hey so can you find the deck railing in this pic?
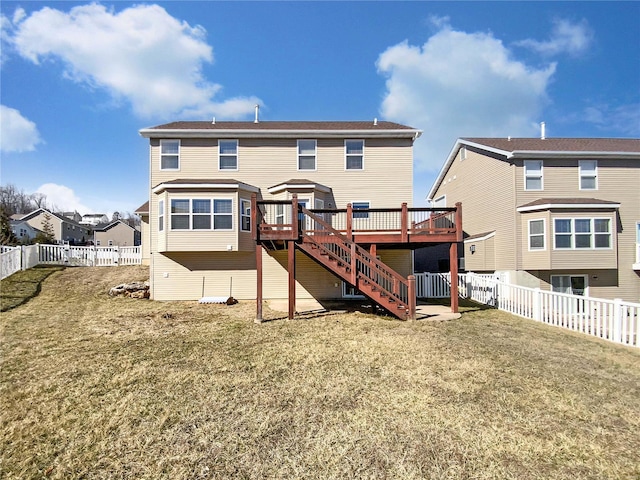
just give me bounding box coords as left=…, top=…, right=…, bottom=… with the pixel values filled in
left=252, top=194, right=461, bottom=242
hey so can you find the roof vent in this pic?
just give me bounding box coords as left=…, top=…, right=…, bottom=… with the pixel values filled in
left=211, top=117, right=216, bottom=124
left=254, top=104, right=260, bottom=123
left=540, top=121, right=546, bottom=140
left=373, top=117, right=378, bottom=126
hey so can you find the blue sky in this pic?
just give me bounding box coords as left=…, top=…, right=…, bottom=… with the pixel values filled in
left=1, top=1, right=638, bottom=215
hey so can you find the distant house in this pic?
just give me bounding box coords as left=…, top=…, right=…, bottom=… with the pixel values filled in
left=21, top=208, right=91, bottom=245
left=62, top=211, right=83, bottom=223
left=81, top=213, right=109, bottom=226
left=426, top=137, right=640, bottom=302
left=92, top=220, right=141, bottom=247
left=9, top=219, right=41, bottom=243
left=135, top=201, right=150, bottom=265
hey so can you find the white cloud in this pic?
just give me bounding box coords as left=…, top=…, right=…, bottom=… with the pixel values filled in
left=516, top=18, right=594, bottom=57
left=36, top=183, right=91, bottom=214
left=0, top=105, right=43, bottom=152
left=377, top=21, right=555, bottom=172
left=7, top=3, right=260, bottom=119
left=582, top=103, right=640, bottom=136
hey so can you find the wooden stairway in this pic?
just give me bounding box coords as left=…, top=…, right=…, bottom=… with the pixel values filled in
left=296, top=207, right=415, bottom=320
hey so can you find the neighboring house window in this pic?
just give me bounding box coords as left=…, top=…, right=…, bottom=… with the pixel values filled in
left=551, top=275, right=587, bottom=296
left=192, top=199, right=212, bottom=230
left=213, top=199, right=233, bottom=230
left=158, top=200, right=164, bottom=231
left=554, top=218, right=611, bottom=249
left=579, top=160, right=597, bottom=190
left=240, top=199, right=251, bottom=232
left=528, top=219, right=545, bottom=250
left=524, top=160, right=543, bottom=190
left=352, top=201, right=370, bottom=219
left=345, top=140, right=364, bottom=170
left=108, top=240, right=114, bottom=246
left=171, top=199, right=190, bottom=230
left=96, top=240, right=101, bottom=246
left=219, top=140, right=238, bottom=170
left=298, top=140, right=316, bottom=170
left=160, top=139, right=180, bottom=170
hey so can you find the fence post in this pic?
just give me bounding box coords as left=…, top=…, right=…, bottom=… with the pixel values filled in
left=533, top=288, right=541, bottom=321
left=20, top=245, right=25, bottom=270
left=613, top=298, right=623, bottom=343
left=114, top=246, right=119, bottom=265
left=408, top=275, right=416, bottom=320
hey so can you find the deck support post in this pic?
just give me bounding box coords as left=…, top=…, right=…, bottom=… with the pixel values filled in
left=255, top=243, right=263, bottom=323
left=408, top=274, right=416, bottom=320
left=401, top=202, right=408, bottom=243
left=288, top=240, right=296, bottom=320
left=450, top=242, right=459, bottom=313
left=346, top=203, right=353, bottom=240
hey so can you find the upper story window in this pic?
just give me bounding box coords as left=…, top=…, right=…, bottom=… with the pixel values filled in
left=160, top=140, right=180, bottom=170
left=170, top=198, right=233, bottom=231
left=345, top=140, right=364, bottom=170
left=298, top=140, right=316, bottom=170
left=240, top=199, right=251, bottom=232
left=158, top=200, right=164, bottom=231
left=579, top=160, right=597, bottom=190
left=554, top=218, right=611, bottom=249
left=524, top=160, right=543, bottom=191
left=528, top=219, right=545, bottom=250
left=219, top=140, right=238, bottom=170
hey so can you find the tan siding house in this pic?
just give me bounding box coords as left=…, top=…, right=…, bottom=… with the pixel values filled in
left=93, top=220, right=141, bottom=247
left=140, top=120, right=421, bottom=303
left=21, top=208, right=91, bottom=245
left=427, top=137, right=640, bottom=302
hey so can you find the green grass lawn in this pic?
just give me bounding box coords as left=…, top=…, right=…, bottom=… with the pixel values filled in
left=1, top=266, right=639, bottom=479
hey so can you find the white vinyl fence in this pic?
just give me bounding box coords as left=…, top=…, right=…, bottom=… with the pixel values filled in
left=1, top=244, right=142, bottom=279
left=416, top=272, right=640, bottom=348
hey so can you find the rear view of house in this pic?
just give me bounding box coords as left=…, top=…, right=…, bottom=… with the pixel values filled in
left=427, top=137, right=640, bottom=302
left=139, top=119, right=463, bottom=317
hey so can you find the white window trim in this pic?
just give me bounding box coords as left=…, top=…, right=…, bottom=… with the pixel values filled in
left=524, top=160, right=543, bottom=191
left=158, top=200, right=164, bottom=232
left=528, top=218, right=546, bottom=251
left=553, top=217, right=613, bottom=250
left=160, top=139, right=180, bottom=171
left=218, top=139, right=239, bottom=171
left=345, top=139, right=364, bottom=171
left=240, top=199, right=251, bottom=232
left=579, top=160, right=598, bottom=190
left=169, top=198, right=234, bottom=231
left=297, top=139, right=317, bottom=171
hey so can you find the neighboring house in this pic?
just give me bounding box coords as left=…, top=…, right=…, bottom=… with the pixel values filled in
left=9, top=219, right=41, bottom=243
left=92, top=220, right=141, bottom=247
left=81, top=213, right=109, bottom=226
left=139, top=119, right=460, bottom=314
left=62, top=211, right=83, bottom=223
left=426, top=137, right=640, bottom=302
left=135, top=201, right=150, bottom=265
left=21, top=208, right=91, bottom=244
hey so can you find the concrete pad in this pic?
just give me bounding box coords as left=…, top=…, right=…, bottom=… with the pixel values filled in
left=267, top=298, right=326, bottom=313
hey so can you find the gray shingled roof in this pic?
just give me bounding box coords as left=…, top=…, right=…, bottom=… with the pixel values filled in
left=147, top=120, right=416, bottom=131
left=463, top=137, right=640, bottom=153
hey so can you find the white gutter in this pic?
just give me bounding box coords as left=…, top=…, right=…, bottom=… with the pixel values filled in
left=508, top=150, right=640, bottom=159
left=516, top=202, right=620, bottom=212
left=140, top=128, right=422, bottom=140
left=152, top=183, right=260, bottom=194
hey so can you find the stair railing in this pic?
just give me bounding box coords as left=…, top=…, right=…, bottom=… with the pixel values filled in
left=299, top=206, right=411, bottom=311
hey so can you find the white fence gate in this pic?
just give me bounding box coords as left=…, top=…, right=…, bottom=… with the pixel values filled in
left=1, top=244, right=142, bottom=279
